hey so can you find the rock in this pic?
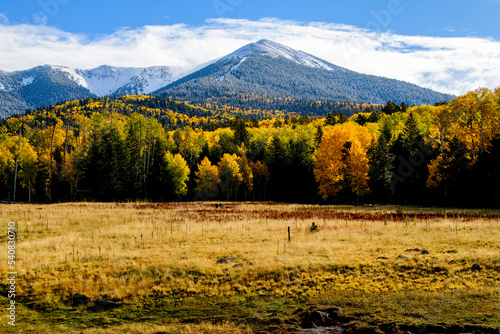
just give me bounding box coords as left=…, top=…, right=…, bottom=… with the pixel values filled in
left=376, top=257, right=389, bottom=260
left=300, top=306, right=342, bottom=329
left=396, top=255, right=408, bottom=260
left=232, top=263, right=246, bottom=268
left=421, top=250, right=430, bottom=255
left=449, top=325, right=464, bottom=333
left=216, top=258, right=233, bottom=264
left=471, top=263, right=482, bottom=272
left=88, top=300, right=123, bottom=312
left=425, top=324, right=448, bottom=333
left=318, top=307, right=342, bottom=316
left=405, top=248, right=421, bottom=252
left=464, top=325, right=500, bottom=334
left=299, top=326, right=344, bottom=333
left=72, top=293, right=91, bottom=307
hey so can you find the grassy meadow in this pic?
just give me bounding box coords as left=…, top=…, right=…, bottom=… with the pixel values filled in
left=1, top=202, right=499, bottom=333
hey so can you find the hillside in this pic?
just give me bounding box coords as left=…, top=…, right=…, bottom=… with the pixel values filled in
left=156, top=39, right=454, bottom=107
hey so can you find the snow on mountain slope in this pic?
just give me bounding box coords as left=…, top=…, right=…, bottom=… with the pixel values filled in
left=0, top=64, right=185, bottom=118
left=218, top=57, right=247, bottom=81
left=21, top=76, right=34, bottom=86
left=51, top=65, right=88, bottom=88
left=131, top=66, right=176, bottom=93
left=76, top=66, right=145, bottom=96
left=48, top=65, right=180, bottom=96
left=222, top=39, right=341, bottom=71
left=62, top=65, right=177, bottom=96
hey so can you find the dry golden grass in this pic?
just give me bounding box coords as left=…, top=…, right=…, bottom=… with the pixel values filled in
left=0, top=202, right=499, bottom=332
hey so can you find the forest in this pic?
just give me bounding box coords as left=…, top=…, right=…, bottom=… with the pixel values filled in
left=1, top=87, right=499, bottom=206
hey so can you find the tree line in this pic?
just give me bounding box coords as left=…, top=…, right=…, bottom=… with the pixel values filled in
left=1, top=87, right=499, bottom=206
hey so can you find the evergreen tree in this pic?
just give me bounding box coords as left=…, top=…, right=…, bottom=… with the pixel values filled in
left=265, top=136, right=290, bottom=200
left=314, top=126, right=323, bottom=147
left=147, top=138, right=169, bottom=201
left=367, top=136, right=394, bottom=203
left=382, top=101, right=400, bottom=115
left=402, top=112, right=419, bottom=152
left=231, top=116, right=249, bottom=146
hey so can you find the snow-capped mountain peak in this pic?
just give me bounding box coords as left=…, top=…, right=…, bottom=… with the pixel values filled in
left=0, top=64, right=185, bottom=118
left=223, top=39, right=341, bottom=71
left=76, top=66, right=144, bottom=96
left=50, top=65, right=88, bottom=88
left=46, top=65, right=178, bottom=96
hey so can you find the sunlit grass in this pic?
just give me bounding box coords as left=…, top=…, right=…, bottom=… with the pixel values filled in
left=0, top=202, right=499, bottom=332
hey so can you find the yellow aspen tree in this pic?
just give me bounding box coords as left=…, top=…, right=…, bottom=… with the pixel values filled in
left=346, top=139, right=371, bottom=197
left=165, top=152, right=190, bottom=197
left=17, top=139, right=38, bottom=202
left=474, top=87, right=500, bottom=152
left=249, top=160, right=269, bottom=201
left=195, top=157, right=220, bottom=200
left=237, top=155, right=253, bottom=200
left=452, top=91, right=480, bottom=159
left=314, top=122, right=372, bottom=199
left=218, top=153, right=243, bottom=200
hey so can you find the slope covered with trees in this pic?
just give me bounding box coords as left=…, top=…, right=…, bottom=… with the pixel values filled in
left=156, top=41, right=454, bottom=107
left=1, top=88, right=499, bottom=206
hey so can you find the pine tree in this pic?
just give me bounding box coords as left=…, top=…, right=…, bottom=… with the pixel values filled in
left=367, top=136, right=394, bottom=202
left=314, top=126, right=323, bottom=147
left=402, top=112, right=419, bottom=152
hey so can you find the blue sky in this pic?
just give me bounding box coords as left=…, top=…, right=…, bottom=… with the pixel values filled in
left=2, top=0, right=499, bottom=39
left=0, top=0, right=499, bottom=95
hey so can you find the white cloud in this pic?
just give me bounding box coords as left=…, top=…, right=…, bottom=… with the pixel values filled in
left=0, top=14, right=8, bottom=25
left=0, top=18, right=499, bottom=95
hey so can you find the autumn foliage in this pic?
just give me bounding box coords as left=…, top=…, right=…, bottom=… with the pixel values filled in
left=1, top=87, right=500, bottom=205
left=315, top=122, right=371, bottom=199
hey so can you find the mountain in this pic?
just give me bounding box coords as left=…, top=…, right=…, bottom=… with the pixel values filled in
left=155, top=39, right=454, bottom=107
left=73, top=65, right=179, bottom=96
left=0, top=39, right=455, bottom=119
left=0, top=65, right=93, bottom=119
left=0, top=65, right=180, bottom=118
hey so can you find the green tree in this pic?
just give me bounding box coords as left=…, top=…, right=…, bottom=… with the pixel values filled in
left=231, top=117, right=250, bottom=147
left=402, top=112, right=420, bottom=152
left=367, top=136, right=394, bottom=202
left=382, top=101, right=400, bottom=115
left=314, top=126, right=323, bottom=147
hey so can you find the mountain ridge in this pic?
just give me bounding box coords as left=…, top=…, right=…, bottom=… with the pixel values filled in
left=0, top=64, right=182, bottom=118
left=155, top=39, right=454, bottom=107
left=0, top=39, right=454, bottom=118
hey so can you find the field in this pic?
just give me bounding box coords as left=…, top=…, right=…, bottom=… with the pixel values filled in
left=1, top=202, right=499, bottom=333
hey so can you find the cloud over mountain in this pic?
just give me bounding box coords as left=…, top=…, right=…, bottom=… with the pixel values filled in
left=0, top=18, right=499, bottom=95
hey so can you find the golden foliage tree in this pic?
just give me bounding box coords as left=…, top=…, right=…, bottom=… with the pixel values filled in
left=165, top=152, right=190, bottom=198
left=218, top=153, right=243, bottom=200
left=195, top=157, right=220, bottom=200
left=314, top=122, right=372, bottom=199
left=237, top=155, right=253, bottom=200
